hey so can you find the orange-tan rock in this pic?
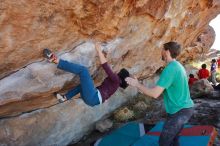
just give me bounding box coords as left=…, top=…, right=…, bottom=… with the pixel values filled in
left=0, top=0, right=220, bottom=145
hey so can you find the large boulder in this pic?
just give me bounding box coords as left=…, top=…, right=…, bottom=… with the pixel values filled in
left=0, top=0, right=220, bottom=145
left=190, top=79, right=214, bottom=98
left=0, top=87, right=137, bottom=146
left=178, top=25, right=216, bottom=63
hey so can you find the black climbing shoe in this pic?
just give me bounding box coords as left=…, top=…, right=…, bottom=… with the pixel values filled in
left=43, top=48, right=57, bottom=63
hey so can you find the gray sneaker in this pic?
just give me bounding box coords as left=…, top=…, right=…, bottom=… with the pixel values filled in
left=56, top=93, right=67, bottom=103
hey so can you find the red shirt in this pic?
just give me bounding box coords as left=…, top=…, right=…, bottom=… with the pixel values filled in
left=198, top=69, right=209, bottom=79
left=217, top=59, right=220, bottom=68
left=188, top=78, right=198, bottom=86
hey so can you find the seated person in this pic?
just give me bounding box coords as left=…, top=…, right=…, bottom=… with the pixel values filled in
left=188, top=74, right=198, bottom=86
left=198, top=64, right=209, bottom=79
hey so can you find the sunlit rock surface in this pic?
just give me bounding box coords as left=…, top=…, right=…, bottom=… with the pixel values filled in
left=0, top=0, right=220, bottom=145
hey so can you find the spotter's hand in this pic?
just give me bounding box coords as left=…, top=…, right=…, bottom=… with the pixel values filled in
left=125, top=77, right=139, bottom=87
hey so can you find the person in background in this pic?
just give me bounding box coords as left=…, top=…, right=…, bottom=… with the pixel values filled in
left=188, top=74, right=198, bottom=86
left=197, top=64, right=209, bottom=79
left=210, top=59, right=217, bottom=86
left=217, top=57, right=220, bottom=69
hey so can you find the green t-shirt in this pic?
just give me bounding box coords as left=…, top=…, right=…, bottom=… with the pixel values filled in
left=156, top=60, right=194, bottom=114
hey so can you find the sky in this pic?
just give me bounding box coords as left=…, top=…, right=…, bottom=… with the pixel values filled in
left=209, top=14, right=220, bottom=50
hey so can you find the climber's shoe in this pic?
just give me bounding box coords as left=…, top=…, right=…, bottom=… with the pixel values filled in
left=54, top=93, right=67, bottom=103
left=43, top=48, right=58, bottom=63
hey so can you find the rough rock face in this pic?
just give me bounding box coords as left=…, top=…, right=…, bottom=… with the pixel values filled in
left=0, top=0, right=220, bottom=145
left=178, top=26, right=216, bottom=63
left=1, top=0, right=220, bottom=79
left=0, top=89, right=137, bottom=146
left=192, top=98, right=220, bottom=145
left=190, top=79, right=214, bottom=98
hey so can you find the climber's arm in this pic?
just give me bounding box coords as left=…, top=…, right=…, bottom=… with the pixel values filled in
left=95, top=42, right=107, bottom=64
left=95, top=42, right=119, bottom=81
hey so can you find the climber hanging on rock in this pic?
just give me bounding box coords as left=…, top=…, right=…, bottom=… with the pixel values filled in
left=43, top=42, right=130, bottom=106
